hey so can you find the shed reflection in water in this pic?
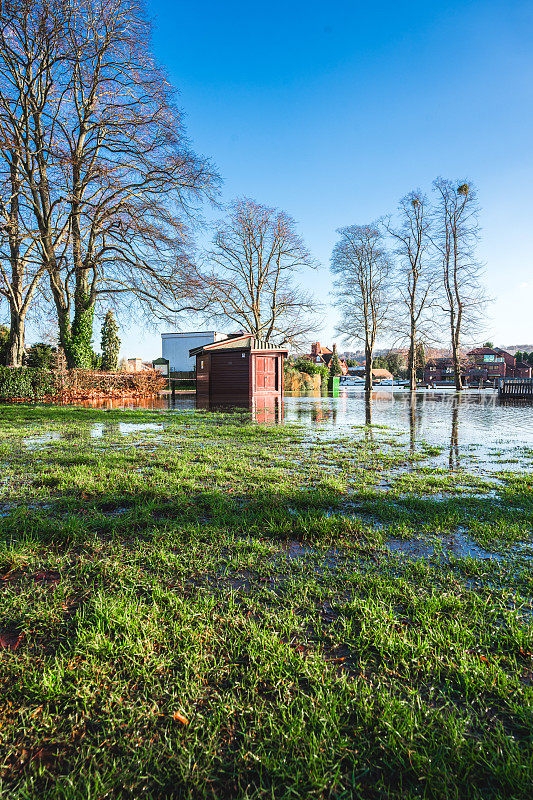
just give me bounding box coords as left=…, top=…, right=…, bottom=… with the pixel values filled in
left=67, top=388, right=533, bottom=471
left=195, top=394, right=283, bottom=424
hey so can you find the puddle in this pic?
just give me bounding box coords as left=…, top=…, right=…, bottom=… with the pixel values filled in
left=23, top=433, right=61, bottom=449
left=283, top=540, right=350, bottom=568
left=19, top=423, right=162, bottom=449
left=383, top=529, right=533, bottom=562
left=90, top=422, right=162, bottom=438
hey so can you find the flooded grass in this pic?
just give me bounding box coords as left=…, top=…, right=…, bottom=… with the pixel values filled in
left=0, top=403, right=532, bottom=799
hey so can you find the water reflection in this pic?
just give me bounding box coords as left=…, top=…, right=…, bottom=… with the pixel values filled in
left=408, top=395, right=416, bottom=453
left=365, top=396, right=372, bottom=427
left=195, top=395, right=284, bottom=425
left=449, top=396, right=460, bottom=470
left=67, top=396, right=176, bottom=411
left=282, top=389, right=533, bottom=472
left=58, top=388, right=533, bottom=471
left=405, top=393, right=461, bottom=468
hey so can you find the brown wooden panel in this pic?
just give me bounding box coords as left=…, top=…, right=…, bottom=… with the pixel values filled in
left=209, top=351, right=250, bottom=401
left=196, top=353, right=209, bottom=399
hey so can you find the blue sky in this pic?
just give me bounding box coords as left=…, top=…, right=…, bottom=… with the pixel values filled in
left=119, top=0, right=533, bottom=358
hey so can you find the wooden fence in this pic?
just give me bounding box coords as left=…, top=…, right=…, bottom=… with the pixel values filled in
left=498, top=378, right=533, bottom=400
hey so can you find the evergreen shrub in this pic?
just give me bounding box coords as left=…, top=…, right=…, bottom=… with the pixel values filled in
left=0, top=367, right=57, bottom=401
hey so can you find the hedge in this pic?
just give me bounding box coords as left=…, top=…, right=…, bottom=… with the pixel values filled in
left=0, top=367, right=166, bottom=402
left=0, top=367, right=57, bottom=401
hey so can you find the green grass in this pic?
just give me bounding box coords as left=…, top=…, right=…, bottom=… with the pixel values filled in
left=0, top=404, right=532, bottom=799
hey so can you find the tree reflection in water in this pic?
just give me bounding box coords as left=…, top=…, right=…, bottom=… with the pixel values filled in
left=449, top=395, right=461, bottom=470
left=408, top=392, right=416, bottom=453
left=61, top=389, right=532, bottom=473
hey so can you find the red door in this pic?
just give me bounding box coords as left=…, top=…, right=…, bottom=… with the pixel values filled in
left=256, top=356, right=277, bottom=392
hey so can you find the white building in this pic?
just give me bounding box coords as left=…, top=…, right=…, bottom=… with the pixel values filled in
left=161, top=331, right=227, bottom=373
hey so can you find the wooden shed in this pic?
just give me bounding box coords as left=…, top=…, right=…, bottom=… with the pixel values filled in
left=190, top=334, right=287, bottom=404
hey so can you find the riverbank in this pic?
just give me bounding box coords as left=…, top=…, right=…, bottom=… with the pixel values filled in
left=0, top=405, right=532, bottom=798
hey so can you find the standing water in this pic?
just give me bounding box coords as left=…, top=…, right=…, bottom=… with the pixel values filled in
left=70, top=388, right=533, bottom=474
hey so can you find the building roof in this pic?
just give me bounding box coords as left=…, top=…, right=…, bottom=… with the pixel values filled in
left=189, top=334, right=288, bottom=357
left=161, top=330, right=224, bottom=338
left=350, top=366, right=393, bottom=379
left=468, top=346, right=514, bottom=361
left=426, top=357, right=455, bottom=366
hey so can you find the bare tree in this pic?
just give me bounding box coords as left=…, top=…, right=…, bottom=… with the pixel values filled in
left=385, top=190, right=435, bottom=391
left=432, top=178, right=487, bottom=390
left=331, top=223, right=392, bottom=393
left=0, top=1, right=65, bottom=364
left=0, top=0, right=218, bottom=368
left=196, top=198, right=319, bottom=346
left=0, top=155, right=47, bottom=364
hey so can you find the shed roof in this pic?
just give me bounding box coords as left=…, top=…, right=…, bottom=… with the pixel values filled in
left=190, top=334, right=288, bottom=358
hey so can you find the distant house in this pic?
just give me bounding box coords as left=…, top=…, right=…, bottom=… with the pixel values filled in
left=466, top=347, right=532, bottom=382
left=305, top=342, right=348, bottom=375
left=423, top=347, right=532, bottom=385
left=515, top=361, right=533, bottom=378
left=126, top=358, right=152, bottom=373
left=350, top=366, right=393, bottom=381
left=423, top=357, right=462, bottom=385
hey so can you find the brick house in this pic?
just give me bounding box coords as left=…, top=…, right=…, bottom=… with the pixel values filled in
left=424, top=347, right=532, bottom=386
left=306, top=342, right=349, bottom=375
left=423, top=357, right=463, bottom=385
left=466, top=347, right=532, bottom=382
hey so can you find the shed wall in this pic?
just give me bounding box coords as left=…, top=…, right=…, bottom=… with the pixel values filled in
left=209, top=350, right=250, bottom=401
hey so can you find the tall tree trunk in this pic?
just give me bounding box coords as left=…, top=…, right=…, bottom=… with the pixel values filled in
left=5, top=154, right=25, bottom=366
left=70, top=295, right=95, bottom=369
left=48, top=270, right=73, bottom=365
left=365, top=340, right=373, bottom=394
left=47, top=270, right=96, bottom=369
left=408, top=318, right=417, bottom=392
left=451, top=328, right=463, bottom=391
left=6, top=307, right=25, bottom=366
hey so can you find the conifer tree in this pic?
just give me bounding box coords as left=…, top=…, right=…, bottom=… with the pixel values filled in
left=329, top=344, right=343, bottom=376
left=100, top=312, right=121, bottom=372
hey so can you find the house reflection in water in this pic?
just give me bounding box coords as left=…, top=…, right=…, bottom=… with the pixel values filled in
left=285, top=390, right=340, bottom=424
left=195, top=394, right=283, bottom=424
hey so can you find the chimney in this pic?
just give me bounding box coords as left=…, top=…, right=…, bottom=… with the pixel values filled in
left=311, top=342, right=320, bottom=356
